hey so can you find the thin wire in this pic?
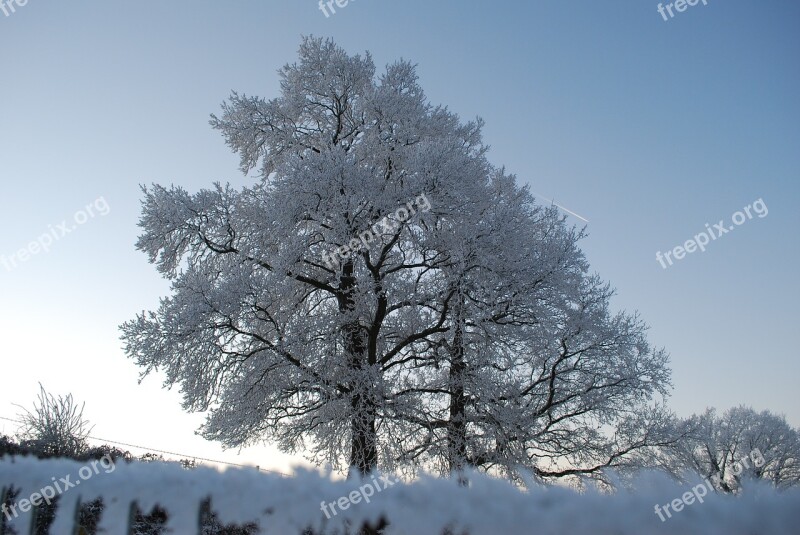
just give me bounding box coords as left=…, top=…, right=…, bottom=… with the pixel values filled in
left=0, top=415, right=288, bottom=477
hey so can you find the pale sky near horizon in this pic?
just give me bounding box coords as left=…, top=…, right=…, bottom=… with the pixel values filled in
left=1, top=1, right=798, bottom=474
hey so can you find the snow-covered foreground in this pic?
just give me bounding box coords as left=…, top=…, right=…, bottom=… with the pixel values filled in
left=2, top=457, right=799, bottom=534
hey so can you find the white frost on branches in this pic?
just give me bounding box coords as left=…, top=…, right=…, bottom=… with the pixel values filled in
left=121, top=37, right=676, bottom=481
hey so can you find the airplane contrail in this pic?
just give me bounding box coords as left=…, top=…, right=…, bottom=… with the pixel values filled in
left=532, top=192, right=589, bottom=223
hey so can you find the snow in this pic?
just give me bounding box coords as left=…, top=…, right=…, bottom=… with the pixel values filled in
left=2, top=457, right=799, bottom=534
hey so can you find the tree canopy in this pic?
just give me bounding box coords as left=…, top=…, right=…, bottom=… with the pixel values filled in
left=121, top=37, right=674, bottom=481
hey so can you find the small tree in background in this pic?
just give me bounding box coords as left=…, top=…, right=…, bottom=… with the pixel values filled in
left=15, top=384, right=92, bottom=458
left=668, top=406, right=800, bottom=493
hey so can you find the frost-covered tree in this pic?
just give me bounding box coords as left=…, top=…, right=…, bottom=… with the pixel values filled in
left=121, top=37, right=674, bottom=480
left=391, top=173, right=677, bottom=483
left=122, top=37, right=497, bottom=476
left=463, top=273, right=677, bottom=485
left=669, top=407, right=800, bottom=492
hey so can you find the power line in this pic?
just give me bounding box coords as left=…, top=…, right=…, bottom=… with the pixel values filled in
left=0, top=415, right=288, bottom=477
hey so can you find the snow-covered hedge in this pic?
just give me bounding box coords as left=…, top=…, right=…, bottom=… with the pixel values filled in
left=1, top=456, right=799, bottom=534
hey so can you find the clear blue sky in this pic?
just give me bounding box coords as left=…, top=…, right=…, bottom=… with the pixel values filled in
left=1, top=1, right=798, bottom=473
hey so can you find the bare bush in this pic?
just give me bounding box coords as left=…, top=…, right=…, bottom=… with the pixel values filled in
left=15, top=384, right=92, bottom=458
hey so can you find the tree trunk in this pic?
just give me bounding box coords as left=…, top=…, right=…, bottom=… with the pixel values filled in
left=338, top=259, right=378, bottom=476
left=447, top=295, right=469, bottom=483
